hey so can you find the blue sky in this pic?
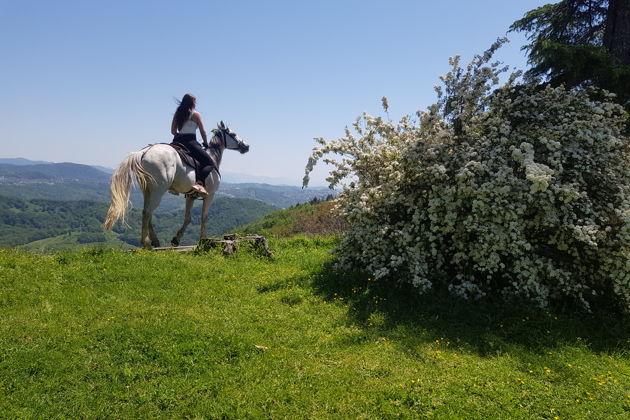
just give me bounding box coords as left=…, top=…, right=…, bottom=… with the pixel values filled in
left=0, top=0, right=548, bottom=186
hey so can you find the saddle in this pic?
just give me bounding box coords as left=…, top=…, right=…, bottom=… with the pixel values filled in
left=169, top=142, right=199, bottom=170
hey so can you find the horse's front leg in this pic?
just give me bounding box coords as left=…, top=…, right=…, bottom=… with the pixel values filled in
left=199, top=192, right=215, bottom=240
left=171, top=195, right=195, bottom=246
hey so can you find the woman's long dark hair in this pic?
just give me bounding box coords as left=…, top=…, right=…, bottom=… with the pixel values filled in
left=174, top=93, right=196, bottom=130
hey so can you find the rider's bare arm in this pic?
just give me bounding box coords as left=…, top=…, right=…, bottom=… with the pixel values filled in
left=171, top=115, right=178, bottom=135
left=192, top=112, right=208, bottom=146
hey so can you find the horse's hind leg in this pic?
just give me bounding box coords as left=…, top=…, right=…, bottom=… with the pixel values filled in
left=171, top=195, right=195, bottom=246
left=149, top=221, right=160, bottom=248
left=141, top=188, right=166, bottom=249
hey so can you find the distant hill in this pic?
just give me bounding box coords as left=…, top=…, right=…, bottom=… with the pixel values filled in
left=220, top=183, right=334, bottom=208
left=0, top=162, right=110, bottom=183
left=0, top=158, right=51, bottom=165
left=0, top=157, right=335, bottom=208
left=0, top=157, right=113, bottom=175
left=221, top=171, right=297, bottom=185
left=0, top=194, right=278, bottom=250
left=0, top=182, right=186, bottom=211
left=0, top=197, right=112, bottom=247
left=0, top=181, right=333, bottom=210
left=91, top=165, right=115, bottom=174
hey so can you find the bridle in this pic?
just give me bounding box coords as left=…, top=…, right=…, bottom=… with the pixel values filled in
left=205, top=122, right=249, bottom=156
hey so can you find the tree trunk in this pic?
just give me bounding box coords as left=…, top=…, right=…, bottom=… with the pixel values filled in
left=603, top=0, right=630, bottom=64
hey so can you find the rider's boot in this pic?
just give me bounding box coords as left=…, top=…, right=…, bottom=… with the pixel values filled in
left=192, top=182, right=208, bottom=197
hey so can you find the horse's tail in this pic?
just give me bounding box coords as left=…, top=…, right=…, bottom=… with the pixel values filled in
left=102, top=150, right=153, bottom=230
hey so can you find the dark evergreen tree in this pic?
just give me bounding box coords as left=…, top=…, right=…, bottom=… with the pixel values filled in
left=604, top=0, right=630, bottom=65
left=510, top=0, right=630, bottom=105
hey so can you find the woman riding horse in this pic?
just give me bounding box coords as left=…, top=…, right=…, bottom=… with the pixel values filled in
left=171, top=93, right=212, bottom=197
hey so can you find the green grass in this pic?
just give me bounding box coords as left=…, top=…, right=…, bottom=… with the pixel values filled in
left=0, top=238, right=628, bottom=418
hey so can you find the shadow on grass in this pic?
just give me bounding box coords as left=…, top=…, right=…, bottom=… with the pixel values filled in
left=298, top=261, right=629, bottom=356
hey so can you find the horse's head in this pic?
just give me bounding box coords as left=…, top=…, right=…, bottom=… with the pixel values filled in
left=213, top=121, right=250, bottom=154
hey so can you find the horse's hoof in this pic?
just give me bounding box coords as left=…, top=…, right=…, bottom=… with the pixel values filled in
left=171, top=238, right=180, bottom=247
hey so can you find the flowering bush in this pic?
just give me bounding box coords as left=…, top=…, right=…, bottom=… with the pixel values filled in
left=304, top=40, right=630, bottom=311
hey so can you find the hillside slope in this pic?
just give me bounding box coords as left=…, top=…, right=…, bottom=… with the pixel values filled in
left=237, top=200, right=344, bottom=237
left=0, top=241, right=627, bottom=418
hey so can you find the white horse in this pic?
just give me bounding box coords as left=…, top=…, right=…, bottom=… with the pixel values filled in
left=102, top=122, right=249, bottom=249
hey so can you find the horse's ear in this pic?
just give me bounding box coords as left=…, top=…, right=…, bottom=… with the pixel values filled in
left=220, top=120, right=226, bottom=129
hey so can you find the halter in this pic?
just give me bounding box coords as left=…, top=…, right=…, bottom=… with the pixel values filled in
left=210, top=126, right=248, bottom=154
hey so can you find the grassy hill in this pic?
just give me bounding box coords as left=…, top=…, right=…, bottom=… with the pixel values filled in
left=0, top=239, right=628, bottom=418
left=237, top=200, right=344, bottom=237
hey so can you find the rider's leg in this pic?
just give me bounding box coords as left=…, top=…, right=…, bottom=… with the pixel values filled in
left=185, top=141, right=213, bottom=186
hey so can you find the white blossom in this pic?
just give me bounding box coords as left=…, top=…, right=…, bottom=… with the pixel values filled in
left=303, top=42, right=630, bottom=311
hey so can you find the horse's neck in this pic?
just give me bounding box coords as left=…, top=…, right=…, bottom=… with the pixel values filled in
left=208, top=137, right=224, bottom=168
left=209, top=147, right=224, bottom=168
